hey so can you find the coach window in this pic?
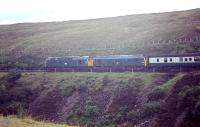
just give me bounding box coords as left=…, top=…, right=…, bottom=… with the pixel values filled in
left=189, top=58, right=192, bottom=61
left=164, top=58, right=167, bottom=63
left=185, top=58, right=188, bottom=62
left=170, top=58, right=172, bottom=62
left=179, top=57, right=183, bottom=62
left=157, top=58, right=159, bottom=62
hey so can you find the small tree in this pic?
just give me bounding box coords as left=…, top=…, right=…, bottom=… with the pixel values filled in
left=141, top=102, right=161, bottom=118
left=102, top=75, right=110, bottom=86
left=6, top=69, right=21, bottom=83
left=148, top=87, right=166, bottom=101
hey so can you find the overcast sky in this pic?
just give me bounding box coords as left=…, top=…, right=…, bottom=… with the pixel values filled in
left=0, top=0, right=199, bottom=24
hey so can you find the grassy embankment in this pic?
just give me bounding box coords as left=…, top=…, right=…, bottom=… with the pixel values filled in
left=0, top=71, right=184, bottom=126
left=0, top=115, right=77, bottom=127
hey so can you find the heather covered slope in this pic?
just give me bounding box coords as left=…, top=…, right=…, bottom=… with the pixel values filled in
left=1, top=71, right=200, bottom=127
left=0, top=9, right=200, bottom=66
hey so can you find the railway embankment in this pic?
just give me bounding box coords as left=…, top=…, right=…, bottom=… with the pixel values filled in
left=0, top=71, right=200, bottom=127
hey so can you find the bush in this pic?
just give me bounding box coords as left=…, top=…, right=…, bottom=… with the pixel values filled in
left=62, top=85, right=76, bottom=97
left=76, top=85, right=88, bottom=93
left=141, top=102, right=160, bottom=118
left=6, top=101, right=24, bottom=116
left=0, top=84, right=10, bottom=103
left=193, top=101, right=200, bottom=117
left=177, top=86, right=200, bottom=115
left=114, top=106, right=129, bottom=123
left=6, top=69, right=21, bottom=83
left=85, top=105, right=99, bottom=118
left=65, top=101, right=100, bottom=126
left=126, top=111, right=140, bottom=124
left=102, top=75, right=110, bottom=86
left=148, top=87, right=166, bottom=101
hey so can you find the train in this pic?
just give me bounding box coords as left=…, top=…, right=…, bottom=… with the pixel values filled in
left=45, top=53, right=200, bottom=72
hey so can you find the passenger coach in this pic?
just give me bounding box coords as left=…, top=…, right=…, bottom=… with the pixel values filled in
left=148, top=53, right=200, bottom=71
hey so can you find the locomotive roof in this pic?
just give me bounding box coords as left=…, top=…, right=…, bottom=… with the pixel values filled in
left=93, top=54, right=144, bottom=59
left=46, top=56, right=89, bottom=60
left=148, top=53, right=200, bottom=57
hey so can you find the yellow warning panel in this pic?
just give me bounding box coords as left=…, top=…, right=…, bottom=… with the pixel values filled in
left=144, top=57, right=149, bottom=67
left=88, top=58, right=94, bottom=66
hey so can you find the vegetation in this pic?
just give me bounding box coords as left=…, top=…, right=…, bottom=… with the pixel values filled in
left=141, top=102, right=161, bottom=118
left=0, top=116, right=77, bottom=127
left=6, top=69, right=22, bottom=83
left=147, top=87, right=166, bottom=101
left=176, top=86, right=200, bottom=119
left=153, top=73, right=200, bottom=127
left=0, top=72, right=200, bottom=126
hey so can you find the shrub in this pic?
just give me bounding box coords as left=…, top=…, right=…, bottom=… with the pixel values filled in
left=82, top=101, right=100, bottom=126
left=141, top=102, right=160, bottom=118
left=193, top=101, right=200, bottom=117
left=76, top=85, right=88, bottom=93
left=62, top=85, right=76, bottom=97
left=85, top=105, right=99, bottom=118
left=65, top=101, right=100, bottom=126
left=115, top=112, right=124, bottom=123
left=6, top=69, right=21, bottom=83
left=126, top=111, right=140, bottom=124
left=148, top=87, right=166, bottom=101
left=114, top=106, right=129, bottom=123
left=0, top=84, right=6, bottom=100
left=177, top=86, right=200, bottom=115
left=102, top=75, right=110, bottom=86
left=6, top=101, right=24, bottom=116
left=97, top=116, right=114, bottom=127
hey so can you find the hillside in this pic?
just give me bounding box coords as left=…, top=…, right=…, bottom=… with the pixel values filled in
left=1, top=71, right=200, bottom=126
left=0, top=9, right=200, bottom=66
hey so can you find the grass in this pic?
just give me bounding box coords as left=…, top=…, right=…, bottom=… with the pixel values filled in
left=0, top=116, right=78, bottom=127
left=18, top=72, right=170, bottom=86
left=161, top=73, right=186, bottom=90
left=2, top=72, right=173, bottom=85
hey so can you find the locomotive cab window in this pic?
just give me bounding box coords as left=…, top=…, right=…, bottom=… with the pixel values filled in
left=164, top=58, right=167, bottom=63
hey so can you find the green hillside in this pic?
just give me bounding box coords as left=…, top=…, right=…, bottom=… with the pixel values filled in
left=0, top=9, right=200, bottom=67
